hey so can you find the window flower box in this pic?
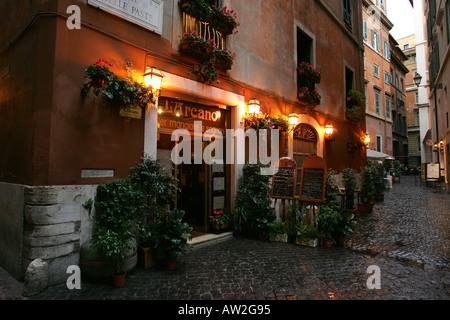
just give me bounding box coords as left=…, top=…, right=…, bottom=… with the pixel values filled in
left=298, top=87, right=321, bottom=107
left=298, top=62, right=321, bottom=84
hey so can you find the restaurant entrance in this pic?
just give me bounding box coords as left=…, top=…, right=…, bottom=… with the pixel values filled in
left=157, top=97, right=230, bottom=233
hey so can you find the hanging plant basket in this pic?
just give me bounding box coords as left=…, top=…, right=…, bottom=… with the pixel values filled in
left=298, top=91, right=321, bottom=107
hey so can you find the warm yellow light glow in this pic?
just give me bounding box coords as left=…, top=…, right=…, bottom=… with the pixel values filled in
left=288, top=113, right=299, bottom=126
left=364, top=132, right=371, bottom=146
left=248, top=99, right=261, bottom=114
left=324, top=124, right=334, bottom=136
left=158, top=108, right=163, bottom=114
left=143, top=66, right=164, bottom=89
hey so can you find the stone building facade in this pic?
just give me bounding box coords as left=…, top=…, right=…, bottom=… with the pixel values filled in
left=0, top=0, right=366, bottom=284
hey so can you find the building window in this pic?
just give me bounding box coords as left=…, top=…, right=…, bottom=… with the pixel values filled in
left=343, top=0, right=353, bottom=29
left=376, top=135, right=382, bottom=152
left=384, top=71, right=391, bottom=83
left=363, top=19, right=368, bottom=40
left=375, top=90, right=381, bottom=115
left=385, top=96, right=391, bottom=120
left=297, top=27, right=314, bottom=95
left=374, top=63, right=379, bottom=77
left=372, top=30, right=380, bottom=51
left=403, top=44, right=409, bottom=50
left=415, top=91, right=419, bottom=103
left=446, top=0, right=450, bottom=43
left=415, top=109, right=420, bottom=126
left=384, top=40, right=391, bottom=59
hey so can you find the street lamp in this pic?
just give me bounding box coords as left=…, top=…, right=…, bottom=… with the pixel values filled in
left=414, top=72, right=443, bottom=166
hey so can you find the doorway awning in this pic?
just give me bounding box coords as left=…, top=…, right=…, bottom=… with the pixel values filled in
left=367, top=149, right=395, bottom=160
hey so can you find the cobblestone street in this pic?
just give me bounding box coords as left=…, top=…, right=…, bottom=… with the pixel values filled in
left=0, top=176, right=449, bottom=301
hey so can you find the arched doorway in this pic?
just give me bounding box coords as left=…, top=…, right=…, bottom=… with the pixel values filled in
left=293, top=123, right=318, bottom=195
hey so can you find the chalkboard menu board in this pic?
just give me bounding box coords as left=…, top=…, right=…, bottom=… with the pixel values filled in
left=300, top=168, right=325, bottom=202
left=299, top=155, right=326, bottom=203
left=271, top=158, right=297, bottom=199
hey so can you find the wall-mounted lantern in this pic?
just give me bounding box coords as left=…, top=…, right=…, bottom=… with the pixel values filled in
left=143, top=66, right=165, bottom=103
left=248, top=98, right=261, bottom=115
left=364, top=132, right=371, bottom=147
left=324, top=124, right=335, bottom=141
left=288, top=113, right=299, bottom=127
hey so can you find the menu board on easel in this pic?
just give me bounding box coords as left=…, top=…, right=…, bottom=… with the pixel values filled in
left=299, top=155, right=326, bottom=203
left=426, top=163, right=440, bottom=179
left=271, top=157, right=297, bottom=199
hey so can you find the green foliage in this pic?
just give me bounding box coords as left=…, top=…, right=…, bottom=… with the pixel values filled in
left=360, top=166, right=374, bottom=204
left=189, top=57, right=220, bottom=85
left=370, top=162, right=385, bottom=194
left=102, top=75, right=153, bottom=108
left=129, top=157, right=178, bottom=243
left=285, top=199, right=303, bottom=240
left=90, top=179, right=147, bottom=273
left=233, top=163, right=275, bottom=237
left=325, top=169, right=340, bottom=204
left=81, top=59, right=114, bottom=97
left=347, top=89, right=366, bottom=105
left=342, top=168, right=357, bottom=210
left=333, top=213, right=356, bottom=240
left=152, top=209, right=193, bottom=261
left=269, top=219, right=288, bottom=237
left=315, top=201, right=342, bottom=239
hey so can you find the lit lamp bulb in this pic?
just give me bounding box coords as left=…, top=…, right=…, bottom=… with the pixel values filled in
left=325, top=124, right=334, bottom=136
left=364, top=132, right=371, bottom=146
left=143, top=66, right=164, bottom=90
left=288, top=113, right=299, bottom=126
left=248, top=98, right=261, bottom=115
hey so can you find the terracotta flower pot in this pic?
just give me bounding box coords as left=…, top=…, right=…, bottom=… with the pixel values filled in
left=167, top=260, right=177, bottom=270
left=359, top=202, right=373, bottom=213
left=112, top=271, right=126, bottom=288
left=322, top=239, right=332, bottom=248
left=91, top=77, right=105, bottom=89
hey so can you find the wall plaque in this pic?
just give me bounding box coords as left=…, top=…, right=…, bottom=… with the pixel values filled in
left=81, top=169, right=115, bottom=178
left=299, top=155, right=326, bottom=203
left=88, top=0, right=163, bottom=34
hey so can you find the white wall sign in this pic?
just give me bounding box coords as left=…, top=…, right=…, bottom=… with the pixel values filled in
left=88, top=0, right=163, bottom=34
left=81, top=169, right=115, bottom=178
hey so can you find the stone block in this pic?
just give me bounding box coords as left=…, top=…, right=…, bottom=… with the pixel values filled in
left=24, top=204, right=81, bottom=225
left=47, top=253, right=80, bottom=286
left=24, top=186, right=59, bottom=206
left=23, top=241, right=80, bottom=261
left=22, top=258, right=49, bottom=297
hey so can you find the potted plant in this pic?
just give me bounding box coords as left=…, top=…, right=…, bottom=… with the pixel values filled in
left=153, top=208, right=193, bottom=270
left=325, top=169, right=340, bottom=204
left=179, top=0, right=213, bottom=22
left=296, top=223, right=320, bottom=247
left=179, top=30, right=216, bottom=61
left=268, top=219, right=288, bottom=243
left=130, top=157, right=178, bottom=269
left=189, top=57, right=220, bottom=85
left=102, top=75, right=153, bottom=108
left=233, top=163, right=275, bottom=238
left=315, top=202, right=340, bottom=247
left=209, top=208, right=232, bottom=233
left=342, top=168, right=357, bottom=214
left=297, top=61, right=321, bottom=84
left=298, top=86, right=321, bottom=106
left=210, top=3, right=240, bottom=35
left=214, top=48, right=237, bottom=70
left=345, top=105, right=361, bottom=122
left=359, top=166, right=374, bottom=213
left=81, top=59, right=114, bottom=97
left=371, top=162, right=385, bottom=201
left=347, top=89, right=366, bottom=107
left=333, top=212, right=355, bottom=246
left=393, top=160, right=402, bottom=183
left=89, top=179, right=147, bottom=287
